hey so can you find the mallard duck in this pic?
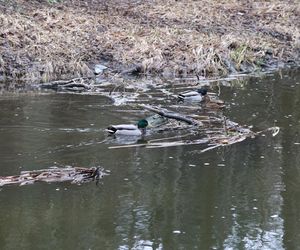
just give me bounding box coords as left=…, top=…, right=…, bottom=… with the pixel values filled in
left=106, top=119, right=148, bottom=136
left=178, top=88, right=208, bottom=102
left=202, top=95, right=225, bottom=109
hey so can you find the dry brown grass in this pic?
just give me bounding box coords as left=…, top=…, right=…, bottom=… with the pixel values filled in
left=0, top=0, right=299, bottom=83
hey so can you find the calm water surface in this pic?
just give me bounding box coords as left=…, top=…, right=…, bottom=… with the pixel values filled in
left=0, top=69, right=299, bottom=250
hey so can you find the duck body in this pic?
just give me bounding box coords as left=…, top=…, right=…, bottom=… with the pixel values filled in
left=178, top=88, right=208, bottom=102
left=106, top=119, right=148, bottom=136
left=106, top=124, right=143, bottom=136
left=203, top=95, right=225, bottom=109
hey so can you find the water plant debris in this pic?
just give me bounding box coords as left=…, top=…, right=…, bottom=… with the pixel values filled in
left=109, top=105, right=280, bottom=151
left=0, top=166, right=108, bottom=187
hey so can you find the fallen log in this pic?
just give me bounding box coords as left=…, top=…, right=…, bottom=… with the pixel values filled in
left=0, top=166, right=108, bottom=187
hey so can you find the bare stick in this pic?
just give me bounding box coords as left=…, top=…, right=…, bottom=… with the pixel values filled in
left=140, top=104, right=201, bottom=125
left=40, top=77, right=92, bottom=90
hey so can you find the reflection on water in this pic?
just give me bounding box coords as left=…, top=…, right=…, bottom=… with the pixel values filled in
left=0, top=69, right=299, bottom=249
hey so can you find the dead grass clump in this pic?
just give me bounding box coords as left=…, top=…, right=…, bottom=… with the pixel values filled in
left=0, top=0, right=299, bottom=83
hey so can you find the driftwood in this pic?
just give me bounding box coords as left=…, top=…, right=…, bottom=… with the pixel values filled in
left=140, top=104, right=201, bottom=125
left=40, top=77, right=92, bottom=91
left=0, top=166, right=108, bottom=187
left=142, top=104, right=255, bottom=133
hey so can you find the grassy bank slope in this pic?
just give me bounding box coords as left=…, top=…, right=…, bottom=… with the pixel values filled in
left=0, top=0, right=299, bottom=83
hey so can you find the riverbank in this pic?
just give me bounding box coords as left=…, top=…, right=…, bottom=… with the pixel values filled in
left=0, top=0, right=299, bottom=84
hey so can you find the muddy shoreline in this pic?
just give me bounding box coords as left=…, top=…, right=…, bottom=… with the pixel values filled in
left=0, top=0, right=299, bottom=86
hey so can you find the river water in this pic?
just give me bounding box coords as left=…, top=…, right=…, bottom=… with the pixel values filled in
left=0, top=69, right=299, bottom=250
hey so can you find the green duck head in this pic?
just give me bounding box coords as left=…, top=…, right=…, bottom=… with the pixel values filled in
left=197, top=88, right=208, bottom=96
left=137, top=119, right=149, bottom=129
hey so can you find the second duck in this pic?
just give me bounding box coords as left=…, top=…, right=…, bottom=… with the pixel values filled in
left=178, top=88, right=208, bottom=102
